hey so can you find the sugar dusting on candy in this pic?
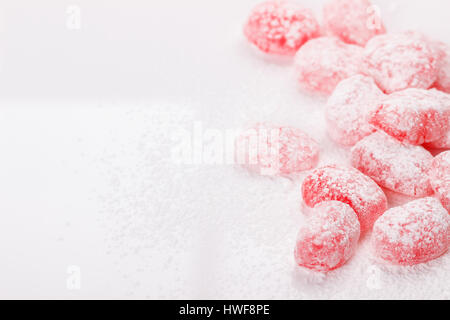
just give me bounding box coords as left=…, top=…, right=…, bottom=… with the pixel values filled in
left=301, top=165, right=387, bottom=233
left=295, top=201, right=360, bottom=272
left=351, top=131, right=434, bottom=197
left=372, top=197, right=450, bottom=265
left=369, top=88, right=450, bottom=145
left=323, top=0, right=386, bottom=46
left=235, top=123, right=320, bottom=176
left=326, top=75, right=384, bottom=146
left=294, top=37, right=365, bottom=95
left=243, top=1, right=320, bottom=55
left=428, top=151, right=450, bottom=212
left=364, top=32, right=439, bottom=94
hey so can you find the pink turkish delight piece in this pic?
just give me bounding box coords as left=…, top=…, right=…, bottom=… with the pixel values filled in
left=301, top=165, right=387, bottom=232
left=294, top=37, right=365, bottom=95
left=235, top=123, right=320, bottom=176
left=434, top=41, right=450, bottom=93
left=326, top=75, right=384, bottom=146
left=295, top=201, right=360, bottom=272
left=323, top=0, right=386, bottom=46
left=372, top=197, right=449, bottom=265
left=364, top=32, right=439, bottom=94
left=244, top=1, right=320, bottom=55
left=428, top=151, right=450, bottom=212
left=369, top=88, right=450, bottom=145
left=351, top=131, right=434, bottom=197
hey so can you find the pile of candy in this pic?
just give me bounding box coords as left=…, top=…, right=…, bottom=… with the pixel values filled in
left=240, top=0, right=450, bottom=272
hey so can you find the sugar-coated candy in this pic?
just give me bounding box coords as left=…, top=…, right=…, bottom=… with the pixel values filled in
left=372, top=197, right=449, bottom=265
left=323, top=0, right=386, bottom=46
left=425, top=89, right=450, bottom=149
left=294, top=37, right=365, bottom=95
left=235, top=123, right=320, bottom=176
left=369, top=88, right=450, bottom=145
left=426, top=89, right=450, bottom=149
left=326, top=75, right=384, bottom=146
left=434, top=41, right=450, bottom=93
left=364, top=32, right=439, bottom=94
left=301, top=165, right=387, bottom=232
left=351, top=131, right=434, bottom=197
left=294, top=201, right=360, bottom=272
left=428, top=151, right=450, bottom=212
left=244, top=1, right=320, bottom=55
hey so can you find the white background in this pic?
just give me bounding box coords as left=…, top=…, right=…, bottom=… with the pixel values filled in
left=0, top=0, right=449, bottom=299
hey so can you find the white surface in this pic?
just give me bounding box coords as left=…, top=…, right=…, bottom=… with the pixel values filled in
left=0, top=0, right=449, bottom=299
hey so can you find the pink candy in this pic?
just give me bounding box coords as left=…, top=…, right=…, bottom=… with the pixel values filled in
left=301, top=165, right=387, bottom=232
left=372, top=197, right=449, bottom=265
left=434, top=41, right=450, bottom=93
left=295, top=201, right=360, bottom=272
left=351, top=131, right=434, bottom=197
left=294, top=37, right=365, bottom=95
left=323, top=0, right=386, bottom=46
left=235, top=123, right=320, bottom=176
left=326, top=75, right=384, bottom=146
left=369, top=88, right=450, bottom=145
left=364, top=32, right=439, bottom=94
left=244, top=1, right=320, bottom=55
left=428, top=151, right=450, bottom=212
